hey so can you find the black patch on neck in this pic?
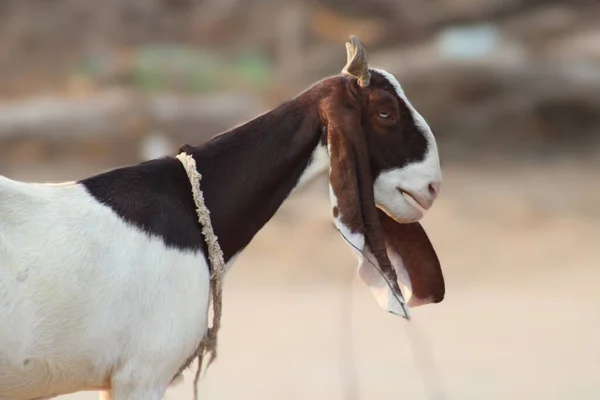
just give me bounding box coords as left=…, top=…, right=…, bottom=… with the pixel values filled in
left=80, top=89, right=324, bottom=262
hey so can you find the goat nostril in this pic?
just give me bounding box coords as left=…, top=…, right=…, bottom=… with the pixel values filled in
left=428, top=182, right=439, bottom=197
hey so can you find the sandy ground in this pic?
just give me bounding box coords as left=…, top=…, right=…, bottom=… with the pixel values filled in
left=4, top=159, right=600, bottom=400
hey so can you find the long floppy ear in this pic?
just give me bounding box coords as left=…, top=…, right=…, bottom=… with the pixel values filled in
left=326, top=35, right=445, bottom=317
left=322, top=87, right=410, bottom=318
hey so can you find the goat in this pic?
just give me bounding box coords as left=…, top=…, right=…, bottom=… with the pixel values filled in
left=0, top=36, right=445, bottom=400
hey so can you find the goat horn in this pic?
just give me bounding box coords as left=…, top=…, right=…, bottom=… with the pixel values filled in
left=341, top=35, right=371, bottom=88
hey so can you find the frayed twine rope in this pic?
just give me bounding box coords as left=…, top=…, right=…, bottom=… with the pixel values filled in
left=176, top=152, right=226, bottom=400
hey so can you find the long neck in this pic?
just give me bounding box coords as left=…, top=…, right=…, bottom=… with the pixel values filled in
left=183, top=91, right=329, bottom=261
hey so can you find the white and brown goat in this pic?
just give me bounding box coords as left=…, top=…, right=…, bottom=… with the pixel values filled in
left=0, top=36, right=444, bottom=400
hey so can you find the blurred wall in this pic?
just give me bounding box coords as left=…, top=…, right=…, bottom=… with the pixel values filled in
left=0, top=0, right=599, bottom=171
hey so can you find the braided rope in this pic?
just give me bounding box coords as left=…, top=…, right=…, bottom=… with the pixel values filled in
left=176, top=152, right=226, bottom=400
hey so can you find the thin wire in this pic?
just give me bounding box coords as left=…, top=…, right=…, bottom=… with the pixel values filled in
left=403, top=319, right=448, bottom=400
left=339, top=270, right=359, bottom=400
left=335, top=227, right=448, bottom=400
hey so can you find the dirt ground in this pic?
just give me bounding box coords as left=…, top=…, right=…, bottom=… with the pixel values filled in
left=4, top=158, right=599, bottom=400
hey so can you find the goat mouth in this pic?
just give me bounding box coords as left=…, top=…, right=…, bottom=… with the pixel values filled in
left=397, top=188, right=429, bottom=212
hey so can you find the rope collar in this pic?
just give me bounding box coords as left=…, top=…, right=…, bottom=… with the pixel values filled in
left=176, top=152, right=226, bottom=400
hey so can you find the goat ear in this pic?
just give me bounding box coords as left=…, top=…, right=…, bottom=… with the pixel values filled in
left=323, top=97, right=410, bottom=317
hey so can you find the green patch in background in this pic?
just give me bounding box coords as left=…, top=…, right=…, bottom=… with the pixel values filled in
left=136, top=45, right=224, bottom=92
left=75, top=44, right=275, bottom=94
left=230, top=51, right=272, bottom=90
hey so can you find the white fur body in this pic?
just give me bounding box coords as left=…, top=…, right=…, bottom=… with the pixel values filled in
left=0, top=176, right=210, bottom=399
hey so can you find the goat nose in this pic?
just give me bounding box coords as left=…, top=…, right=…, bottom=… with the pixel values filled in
left=428, top=181, right=440, bottom=199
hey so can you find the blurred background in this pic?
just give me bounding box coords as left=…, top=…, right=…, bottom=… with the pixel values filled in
left=0, top=0, right=598, bottom=399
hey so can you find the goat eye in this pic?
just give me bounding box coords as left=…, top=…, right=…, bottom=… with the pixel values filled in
left=379, top=111, right=391, bottom=119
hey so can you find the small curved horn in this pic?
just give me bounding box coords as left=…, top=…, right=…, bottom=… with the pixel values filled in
left=341, top=35, right=371, bottom=87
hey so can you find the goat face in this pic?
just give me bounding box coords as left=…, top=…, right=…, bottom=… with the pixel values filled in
left=321, top=36, right=441, bottom=225
left=321, top=75, right=442, bottom=225
left=359, top=68, right=441, bottom=224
